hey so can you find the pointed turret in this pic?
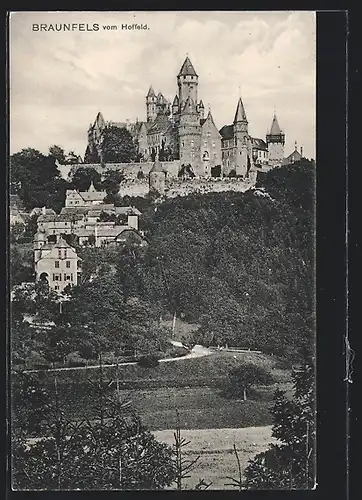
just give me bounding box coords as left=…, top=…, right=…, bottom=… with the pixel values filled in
left=266, top=112, right=285, bottom=166
left=172, top=95, right=179, bottom=106
left=182, top=96, right=197, bottom=114
left=178, top=56, right=198, bottom=77
left=146, top=85, right=155, bottom=98
left=199, top=100, right=204, bottom=109
left=234, top=97, right=248, bottom=124
left=269, top=113, right=282, bottom=135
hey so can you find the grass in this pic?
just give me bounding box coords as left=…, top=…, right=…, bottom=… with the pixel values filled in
left=153, top=426, right=279, bottom=489
left=14, top=351, right=293, bottom=432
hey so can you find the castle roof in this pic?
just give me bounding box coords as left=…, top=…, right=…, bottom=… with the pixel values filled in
left=269, top=114, right=283, bottom=135
left=94, top=112, right=105, bottom=129
left=251, top=137, right=268, bottom=151
left=172, top=95, right=179, bottom=106
left=199, top=100, right=205, bottom=108
left=148, top=113, right=170, bottom=134
left=234, top=98, right=248, bottom=123
left=147, top=85, right=155, bottom=98
left=178, top=56, right=198, bottom=77
left=219, top=124, right=234, bottom=140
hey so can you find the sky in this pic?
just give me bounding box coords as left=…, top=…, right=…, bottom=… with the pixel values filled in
left=9, top=11, right=316, bottom=159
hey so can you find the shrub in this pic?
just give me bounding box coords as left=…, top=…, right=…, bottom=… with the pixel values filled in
left=137, top=354, right=160, bottom=368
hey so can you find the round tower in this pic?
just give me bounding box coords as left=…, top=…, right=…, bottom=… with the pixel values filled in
left=177, top=56, right=198, bottom=107
left=149, top=154, right=167, bottom=196
left=266, top=113, right=285, bottom=166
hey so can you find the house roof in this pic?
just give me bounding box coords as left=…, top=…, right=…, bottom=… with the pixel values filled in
left=234, top=98, right=248, bottom=123
left=178, top=56, right=198, bottom=77
left=200, top=119, right=206, bottom=126
left=76, top=228, right=94, bottom=238
left=96, top=225, right=130, bottom=237
left=199, top=100, right=204, bottom=108
left=219, top=124, right=234, bottom=140
left=115, top=206, right=142, bottom=216
left=31, top=207, right=56, bottom=216
left=251, top=137, right=268, bottom=151
left=284, top=149, right=302, bottom=162
left=38, top=214, right=84, bottom=223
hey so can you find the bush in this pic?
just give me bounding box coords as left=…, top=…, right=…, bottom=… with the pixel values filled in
left=137, top=354, right=160, bottom=368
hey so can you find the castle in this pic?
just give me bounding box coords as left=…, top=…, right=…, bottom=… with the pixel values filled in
left=85, top=56, right=287, bottom=178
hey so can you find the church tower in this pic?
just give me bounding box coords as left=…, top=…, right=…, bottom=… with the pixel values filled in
left=146, top=86, right=157, bottom=122
left=266, top=113, right=285, bottom=166
left=233, top=97, right=252, bottom=177
left=177, top=56, right=198, bottom=108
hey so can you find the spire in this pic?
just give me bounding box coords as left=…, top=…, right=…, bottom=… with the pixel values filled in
left=234, top=97, right=247, bottom=123
left=172, top=95, right=179, bottom=106
left=178, top=56, right=198, bottom=77
left=147, top=85, right=155, bottom=98
left=270, top=114, right=282, bottom=135
left=199, top=100, right=204, bottom=109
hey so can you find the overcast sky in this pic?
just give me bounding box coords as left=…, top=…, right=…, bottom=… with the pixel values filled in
left=10, top=11, right=316, bottom=159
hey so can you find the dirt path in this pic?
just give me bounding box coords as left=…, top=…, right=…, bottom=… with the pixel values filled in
left=22, top=345, right=213, bottom=374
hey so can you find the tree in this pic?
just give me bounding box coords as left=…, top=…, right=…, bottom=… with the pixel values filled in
left=49, top=145, right=66, bottom=164
left=10, top=148, right=67, bottom=211
left=70, top=166, right=102, bottom=191
left=101, top=126, right=137, bottom=163
left=84, top=144, right=101, bottom=164
left=101, top=169, right=125, bottom=194
left=243, top=355, right=316, bottom=489
left=12, top=372, right=176, bottom=490
left=224, top=364, right=274, bottom=401
left=65, top=151, right=81, bottom=165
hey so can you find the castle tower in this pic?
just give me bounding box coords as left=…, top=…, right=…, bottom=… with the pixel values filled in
left=146, top=86, right=157, bottom=122
left=266, top=113, right=285, bottom=166
left=149, top=153, right=166, bottom=196
left=233, top=97, right=251, bottom=177
left=179, top=96, right=202, bottom=172
left=177, top=56, right=198, bottom=108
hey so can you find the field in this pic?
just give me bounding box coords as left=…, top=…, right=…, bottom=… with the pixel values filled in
left=17, top=351, right=293, bottom=430
left=153, top=426, right=280, bottom=489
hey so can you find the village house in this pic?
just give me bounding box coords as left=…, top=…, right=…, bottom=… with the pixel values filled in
left=65, top=181, right=107, bottom=207
left=34, top=235, right=82, bottom=293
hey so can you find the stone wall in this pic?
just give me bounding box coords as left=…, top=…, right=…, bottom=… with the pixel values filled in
left=58, top=161, right=182, bottom=182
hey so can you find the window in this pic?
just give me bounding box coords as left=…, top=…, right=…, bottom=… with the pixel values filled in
left=77, top=261, right=81, bottom=268
left=70, top=274, right=73, bottom=282
left=207, top=131, right=211, bottom=137
left=55, top=285, right=59, bottom=291
left=58, top=250, right=62, bottom=258
left=204, top=141, right=207, bottom=147
left=212, top=141, right=215, bottom=148
left=55, top=261, right=59, bottom=268
left=64, top=250, right=67, bottom=258
left=66, top=261, right=70, bottom=268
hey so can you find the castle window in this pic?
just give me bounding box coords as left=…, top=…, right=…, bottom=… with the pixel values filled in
left=66, top=261, right=71, bottom=268
left=58, top=250, right=62, bottom=258
left=207, top=131, right=211, bottom=138
left=55, top=261, right=59, bottom=268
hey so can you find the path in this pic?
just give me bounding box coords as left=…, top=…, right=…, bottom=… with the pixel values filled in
left=22, top=345, right=213, bottom=374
